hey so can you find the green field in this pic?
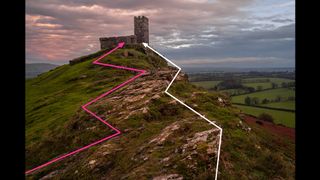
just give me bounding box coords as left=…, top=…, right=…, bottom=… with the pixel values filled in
left=191, top=80, right=221, bottom=89
left=220, top=88, right=248, bottom=95
left=235, top=105, right=295, bottom=128
left=263, top=101, right=295, bottom=110
left=191, top=78, right=294, bottom=91
left=232, top=88, right=295, bottom=106
left=242, top=78, right=294, bottom=90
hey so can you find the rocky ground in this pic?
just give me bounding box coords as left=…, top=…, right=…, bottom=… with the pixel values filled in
left=28, top=64, right=225, bottom=180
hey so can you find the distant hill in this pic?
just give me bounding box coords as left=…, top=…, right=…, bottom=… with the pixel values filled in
left=26, top=63, right=59, bottom=78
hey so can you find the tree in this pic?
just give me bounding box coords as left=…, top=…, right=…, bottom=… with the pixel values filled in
left=245, top=96, right=251, bottom=105
left=252, top=97, right=260, bottom=105
left=281, top=82, right=288, bottom=88
left=271, top=82, right=278, bottom=89
left=216, top=79, right=243, bottom=90
left=262, top=98, right=269, bottom=104
left=275, top=95, right=282, bottom=102
left=258, top=113, right=274, bottom=123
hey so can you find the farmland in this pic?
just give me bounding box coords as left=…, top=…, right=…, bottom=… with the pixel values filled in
left=189, top=71, right=295, bottom=128
left=234, top=105, right=295, bottom=128
left=191, top=80, right=221, bottom=89
left=242, top=78, right=295, bottom=90
left=191, top=77, right=295, bottom=91
left=231, top=88, right=295, bottom=107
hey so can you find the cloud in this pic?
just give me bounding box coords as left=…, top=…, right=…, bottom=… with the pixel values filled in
left=26, top=0, right=295, bottom=68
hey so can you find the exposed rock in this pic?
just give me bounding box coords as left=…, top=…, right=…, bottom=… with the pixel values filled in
left=182, top=129, right=219, bottom=155
left=142, top=107, right=149, bottom=114
left=89, top=160, right=96, bottom=165
left=153, top=174, right=183, bottom=180
left=149, top=122, right=180, bottom=145
left=123, top=50, right=128, bottom=57
left=143, top=156, right=149, bottom=161
left=125, top=94, right=146, bottom=103
left=168, top=100, right=177, bottom=105
left=39, top=170, right=61, bottom=180
left=207, top=142, right=216, bottom=155
left=151, top=94, right=161, bottom=100
left=176, top=73, right=188, bottom=81
left=86, top=126, right=96, bottom=130
left=141, top=87, right=154, bottom=94
left=161, top=157, right=170, bottom=162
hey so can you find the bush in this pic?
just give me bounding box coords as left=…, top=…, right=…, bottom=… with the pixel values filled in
left=245, top=96, right=251, bottom=105
left=258, top=113, right=274, bottom=123
left=262, top=98, right=269, bottom=104
left=216, top=79, right=243, bottom=90
left=256, top=121, right=263, bottom=125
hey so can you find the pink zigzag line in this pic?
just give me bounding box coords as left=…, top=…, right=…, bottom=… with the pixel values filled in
left=26, top=42, right=146, bottom=174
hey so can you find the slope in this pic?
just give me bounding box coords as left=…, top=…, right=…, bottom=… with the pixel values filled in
left=26, top=44, right=295, bottom=179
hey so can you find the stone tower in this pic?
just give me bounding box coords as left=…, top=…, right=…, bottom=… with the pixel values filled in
left=134, top=16, right=149, bottom=44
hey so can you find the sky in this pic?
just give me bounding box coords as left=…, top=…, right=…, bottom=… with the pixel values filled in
left=26, top=0, right=295, bottom=68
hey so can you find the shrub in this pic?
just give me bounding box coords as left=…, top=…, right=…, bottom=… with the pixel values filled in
left=258, top=113, right=274, bottom=123
left=262, top=98, right=269, bottom=104
left=256, top=121, right=263, bottom=125
left=245, top=96, right=251, bottom=105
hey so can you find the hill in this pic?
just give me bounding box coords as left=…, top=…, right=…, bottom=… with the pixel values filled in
left=26, top=63, right=59, bottom=79
left=26, top=44, right=295, bottom=179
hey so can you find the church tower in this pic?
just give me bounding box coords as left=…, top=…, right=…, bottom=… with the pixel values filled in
left=134, top=16, right=149, bottom=44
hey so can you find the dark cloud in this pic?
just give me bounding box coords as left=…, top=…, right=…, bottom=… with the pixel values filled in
left=26, top=0, right=295, bottom=68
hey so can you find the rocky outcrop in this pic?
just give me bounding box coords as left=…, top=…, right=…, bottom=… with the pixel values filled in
left=153, top=174, right=183, bottom=180
left=149, top=122, right=180, bottom=145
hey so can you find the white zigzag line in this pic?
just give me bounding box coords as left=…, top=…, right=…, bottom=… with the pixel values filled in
left=143, top=43, right=223, bottom=180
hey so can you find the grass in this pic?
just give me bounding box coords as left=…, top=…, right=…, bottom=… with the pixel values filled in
left=190, top=80, right=221, bottom=89
left=191, top=78, right=294, bottom=91
left=220, top=88, right=247, bottom=95
left=263, top=101, right=295, bottom=110
left=26, top=47, right=168, bottom=170
left=26, top=46, right=295, bottom=180
left=231, top=88, right=295, bottom=104
left=242, top=78, right=294, bottom=90
left=234, top=105, right=295, bottom=128
left=243, top=82, right=272, bottom=90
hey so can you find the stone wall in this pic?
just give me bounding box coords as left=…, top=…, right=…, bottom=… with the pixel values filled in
left=99, top=16, right=149, bottom=49
left=99, top=35, right=137, bottom=49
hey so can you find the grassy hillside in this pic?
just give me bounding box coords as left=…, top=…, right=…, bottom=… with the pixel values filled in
left=26, top=46, right=168, bottom=170
left=26, top=45, right=295, bottom=179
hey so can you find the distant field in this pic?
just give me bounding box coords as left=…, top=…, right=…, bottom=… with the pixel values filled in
left=242, top=78, right=294, bottom=90
left=220, top=88, right=247, bottom=95
left=191, top=78, right=294, bottom=91
left=243, top=82, right=272, bottom=90
left=232, top=88, right=295, bottom=104
left=235, top=105, right=295, bottom=128
left=191, top=80, right=221, bottom=89
left=263, top=101, right=295, bottom=110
